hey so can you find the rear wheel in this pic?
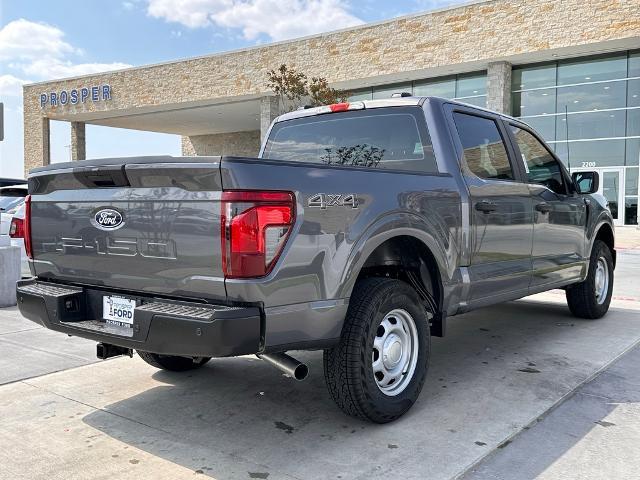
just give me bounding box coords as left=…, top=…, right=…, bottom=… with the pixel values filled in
left=565, top=240, right=614, bottom=319
left=323, top=278, right=431, bottom=423
left=137, top=351, right=211, bottom=372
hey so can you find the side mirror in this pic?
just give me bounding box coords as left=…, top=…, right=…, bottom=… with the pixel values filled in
left=572, top=171, right=599, bottom=194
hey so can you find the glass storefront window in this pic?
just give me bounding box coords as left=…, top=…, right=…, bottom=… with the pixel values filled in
left=629, top=51, right=640, bottom=77
left=553, top=139, right=626, bottom=168
left=556, top=110, right=626, bottom=141
left=627, top=108, right=640, bottom=137
left=625, top=197, right=638, bottom=225
left=348, top=89, right=372, bottom=101
left=456, top=73, right=486, bottom=98
left=628, top=79, right=640, bottom=107
left=626, top=167, right=638, bottom=195
left=512, top=63, right=556, bottom=90
left=557, top=55, right=627, bottom=85
left=521, top=116, right=556, bottom=142
left=628, top=139, right=640, bottom=167
left=413, top=78, right=456, bottom=98
left=513, top=88, right=556, bottom=116
left=456, top=96, right=486, bottom=108
left=556, top=81, right=627, bottom=113
left=372, top=83, right=412, bottom=100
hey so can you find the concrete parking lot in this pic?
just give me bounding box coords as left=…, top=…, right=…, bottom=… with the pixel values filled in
left=1, top=250, right=639, bottom=480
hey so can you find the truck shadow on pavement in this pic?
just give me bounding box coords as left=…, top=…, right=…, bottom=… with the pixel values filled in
left=81, top=298, right=640, bottom=480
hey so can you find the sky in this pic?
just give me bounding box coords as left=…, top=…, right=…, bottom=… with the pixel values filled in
left=0, top=0, right=469, bottom=178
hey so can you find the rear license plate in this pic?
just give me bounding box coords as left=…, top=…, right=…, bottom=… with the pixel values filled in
left=103, top=296, right=136, bottom=327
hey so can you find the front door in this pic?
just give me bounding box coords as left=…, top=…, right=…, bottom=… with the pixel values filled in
left=599, top=168, right=624, bottom=227
left=507, top=123, right=587, bottom=288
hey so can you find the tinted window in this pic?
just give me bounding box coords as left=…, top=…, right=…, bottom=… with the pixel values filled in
left=452, top=112, right=514, bottom=180
left=510, top=125, right=566, bottom=194
left=264, top=107, right=437, bottom=173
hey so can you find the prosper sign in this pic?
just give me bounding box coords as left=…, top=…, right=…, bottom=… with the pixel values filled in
left=40, top=85, right=112, bottom=109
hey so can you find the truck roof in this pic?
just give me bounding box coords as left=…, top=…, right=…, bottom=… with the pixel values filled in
left=275, top=96, right=520, bottom=123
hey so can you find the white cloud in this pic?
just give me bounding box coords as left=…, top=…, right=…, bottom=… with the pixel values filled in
left=122, top=1, right=135, bottom=10
left=20, top=58, right=132, bottom=80
left=146, top=0, right=364, bottom=41
left=0, top=74, right=30, bottom=97
left=0, top=18, right=78, bottom=62
left=0, top=19, right=131, bottom=83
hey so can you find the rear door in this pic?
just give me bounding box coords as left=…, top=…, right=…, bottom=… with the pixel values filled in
left=505, top=122, right=587, bottom=288
left=447, top=106, right=534, bottom=302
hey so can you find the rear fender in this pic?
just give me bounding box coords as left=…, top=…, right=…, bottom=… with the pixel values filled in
left=337, top=211, right=456, bottom=307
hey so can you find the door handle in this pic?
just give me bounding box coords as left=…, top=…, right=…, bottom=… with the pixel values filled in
left=475, top=200, right=497, bottom=213
left=535, top=202, right=552, bottom=214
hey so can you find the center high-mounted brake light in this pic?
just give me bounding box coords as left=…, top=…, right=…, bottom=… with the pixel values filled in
left=9, top=195, right=33, bottom=258
left=221, top=191, right=295, bottom=278
left=311, top=101, right=365, bottom=115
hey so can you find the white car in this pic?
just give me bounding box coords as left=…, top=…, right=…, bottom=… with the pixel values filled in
left=1, top=186, right=30, bottom=276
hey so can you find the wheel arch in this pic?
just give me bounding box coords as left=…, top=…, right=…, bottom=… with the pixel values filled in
left=338, top=213, right=453, bottom=336
left=593, top=221, right=616, bottom=268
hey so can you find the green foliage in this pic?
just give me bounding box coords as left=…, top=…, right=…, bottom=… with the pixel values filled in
left=266, top=64, right=350, bottom=112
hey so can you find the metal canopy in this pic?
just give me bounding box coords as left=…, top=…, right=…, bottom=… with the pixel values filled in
left=0, top=178, right=27, bottom=188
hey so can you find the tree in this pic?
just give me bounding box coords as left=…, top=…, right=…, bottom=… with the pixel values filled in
left=266, top=64, right=350, bottom=113
left=308, top=77, right=349, bottom=107
left=266, top=64, right=308, bottom=112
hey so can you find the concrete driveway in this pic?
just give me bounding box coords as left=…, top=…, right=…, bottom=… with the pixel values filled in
left=1, top=251, right=639, bottom=480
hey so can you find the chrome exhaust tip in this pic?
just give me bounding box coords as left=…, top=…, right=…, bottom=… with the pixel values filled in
left=257, top=353, right=308, bottom=381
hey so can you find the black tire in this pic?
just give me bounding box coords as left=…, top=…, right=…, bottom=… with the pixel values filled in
left=137, top=351, right=211, bottom=372
left=323, top=277, right=431, bottom=423
left=566, top=239, right=614, bottom=319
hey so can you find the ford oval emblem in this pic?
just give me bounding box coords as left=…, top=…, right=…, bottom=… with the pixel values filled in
left=93, top=208, right=124, bottom=230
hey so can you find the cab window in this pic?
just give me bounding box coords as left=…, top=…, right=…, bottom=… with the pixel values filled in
left=510, top=125, right=566, bottom=195
left=452, top=112, right=514, bottom=181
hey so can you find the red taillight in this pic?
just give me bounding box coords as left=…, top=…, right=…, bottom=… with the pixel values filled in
left=221, top=191, right=295, bottom=278
left=329, top=102, right=350, bottom=112
left=24, top=195, right=33, bottom=258
left=9, top=217, right=24, bottom=238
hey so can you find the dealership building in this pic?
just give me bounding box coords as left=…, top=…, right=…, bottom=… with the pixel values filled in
left=23, top=0, right=640, bottom=224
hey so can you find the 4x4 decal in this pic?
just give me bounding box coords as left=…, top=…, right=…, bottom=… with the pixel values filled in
left=308, top=193, right=358, bottom=209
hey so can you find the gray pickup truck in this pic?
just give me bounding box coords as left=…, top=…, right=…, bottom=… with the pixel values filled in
left=16, top=96, right=615, bottom=422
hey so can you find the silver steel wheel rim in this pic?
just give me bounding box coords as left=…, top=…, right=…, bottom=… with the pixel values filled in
left=594, top=257, right=609, bottom=305
left=372, top=308, right=419, bottom=396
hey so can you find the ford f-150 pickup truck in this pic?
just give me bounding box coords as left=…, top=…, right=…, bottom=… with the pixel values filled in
left=16, top=96, right=615, bottom=422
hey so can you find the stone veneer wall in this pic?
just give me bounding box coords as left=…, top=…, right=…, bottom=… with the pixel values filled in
left=181, top=131, right=261, bottom=157
left=23, top=0, right=640, bottom=173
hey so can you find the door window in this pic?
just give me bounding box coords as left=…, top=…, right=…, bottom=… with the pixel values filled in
left=510, top=125, right=567, bottom=195
left=452, top=112, right=514, bottom=180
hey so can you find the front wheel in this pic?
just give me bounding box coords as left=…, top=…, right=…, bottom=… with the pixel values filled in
left=566, top=239, right=614, bottom=319
left=323, top=278, right=431, bottom=423
left=137, top=351, right=211, bottom=372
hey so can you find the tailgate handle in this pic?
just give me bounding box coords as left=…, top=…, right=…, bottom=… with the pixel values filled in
left=73, top=166, right=130, bottom=188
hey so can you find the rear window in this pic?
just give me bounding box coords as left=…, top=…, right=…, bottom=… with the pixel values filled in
left=263, top=107, right=438, bottom=173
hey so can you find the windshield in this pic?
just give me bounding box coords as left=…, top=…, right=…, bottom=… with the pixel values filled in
left=0, top=196, right=25, bottom=213
left=264, top=107, right=438, bottom=173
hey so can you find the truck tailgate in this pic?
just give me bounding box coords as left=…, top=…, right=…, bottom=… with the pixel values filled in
left=28, top=157, right=226, bottom=301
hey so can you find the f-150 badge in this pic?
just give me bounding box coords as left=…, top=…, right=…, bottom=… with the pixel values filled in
left=308, top=193, right=358, bottom=209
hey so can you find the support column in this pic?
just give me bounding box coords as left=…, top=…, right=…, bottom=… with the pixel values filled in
left=260, top=96, right=279, bottom=143
left=70, top=121, right=86, bottom=161
left=486, top=61, right=512, bottom=115
left=23, top=115, right=50, bottom=176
